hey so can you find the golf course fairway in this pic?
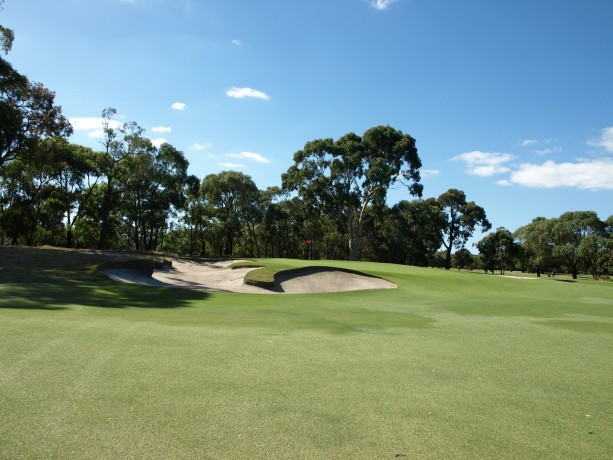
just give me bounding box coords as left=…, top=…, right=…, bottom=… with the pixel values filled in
left=1, top=250, right=611, bottom=459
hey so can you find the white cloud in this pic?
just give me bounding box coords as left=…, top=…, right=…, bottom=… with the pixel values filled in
left=452, top=151, right=515, bottom=176
left=150, top=138, right=168, bottom=148
left=534, top=147, right=561, bottom=156
left=219, top=162, right=244, bottom=169
left=226, top=87, right=270, bottom=100
left=226, top=151, right=270, bottom=163
left=88, top=130, right=104, bottom=138
left=152, top=126, right=172, bottom=133
left=70, top=117, right=121, bottom=131
left=421, top=169, right=440, bottom=178
left=189, top=142, right=213, bottom=151
left=232, top=39, right=242, bottom=46
left=509, top=159, right=613, bottom=190
left=369, top=0, right=397, bottom=10
left=588, top=126, right=613, bottom=153
left=171, top=102, right=186, bottom=110
left=520, top=139, right=538, bottom=146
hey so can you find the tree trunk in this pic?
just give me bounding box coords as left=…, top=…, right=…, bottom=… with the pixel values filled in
left=225, top=230, right=233, bottom=256
left=97, top=178, right=114, bottom=250
left=66, top=228, right=73, bottom=249
left=444, top=244, right=453, bottom=270
left=347, top=211, right=364, bottom=262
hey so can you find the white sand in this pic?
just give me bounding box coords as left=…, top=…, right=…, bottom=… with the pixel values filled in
left=103, top=259, right=396, bottom=294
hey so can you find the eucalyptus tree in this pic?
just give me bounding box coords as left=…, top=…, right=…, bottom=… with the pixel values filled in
left=32, top=137, right=99, bottom=247
left=392, top=198, right=444, bottom=266
left=257, top=186, right=288, bottom=258
left=95, top=107, right=150, bottom=250
left=366, top=199, right=444, bottom=266
left=0, top=0, right=14, bottom=55
left=437, top=188, right=491, bottom=270
left=513, top=217, right=555, bottom=276
left=179, top=175, right=208, bottom=255
left=552, top=211, right=605, bottom=279
left=200, top=171, right=260, bottom=256
left=579, top=234, right=613, bottom=279
left=0, top=146, right=63, bottom=245
left=282, top=125, right=422, bottom=261
left=0, top=57, right=71, bottom=171
left=476, top=227, right=517, bottom=275
left=452, top=248, right=474, bottom=271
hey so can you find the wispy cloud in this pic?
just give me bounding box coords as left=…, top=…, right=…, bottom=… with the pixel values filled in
left=219, top=162, right=244, bottom=169
left=189, top=142, right=213, bottom=152
left=534, top=147, right=561, bottom=156
left=226, top=87, right=270, bottom=101
left=171, top=102, right=186, bottom=110
left=588, top=126, right=613, bottom=153
left=226, top=151, right=270, bottom=163
left=520, top=139, right=538, bottom=147
left=368, top=0, right=397, bottom=10
left=232, top=39, right=242, bottom=46
left=508, top=159, right=613, bottom=190
left=152, top=126, right=172, bottom=133
left=452, top=151, right=515, bottom=176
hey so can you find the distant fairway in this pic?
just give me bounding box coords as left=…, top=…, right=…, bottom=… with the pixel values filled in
left=1, top=249, right=612, bottom=459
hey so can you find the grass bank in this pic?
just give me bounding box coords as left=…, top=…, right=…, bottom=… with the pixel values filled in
left=1, top=247, right=612, bottom=458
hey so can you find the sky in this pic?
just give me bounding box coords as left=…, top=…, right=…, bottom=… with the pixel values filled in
left=3, top=0, right=613, bottom=246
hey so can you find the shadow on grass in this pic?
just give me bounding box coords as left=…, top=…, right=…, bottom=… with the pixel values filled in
left=0, top=273, right=208, bottom=310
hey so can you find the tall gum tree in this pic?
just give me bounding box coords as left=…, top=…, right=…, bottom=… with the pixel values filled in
left=95, top=108, right=149, bottom=250
left=282, top=125, right=422, bottom=261
left=437, top=188, right=491, bottom=270
left=200, top=170, right=259, bottom=256
left=552, top=211, right=605, bottom=279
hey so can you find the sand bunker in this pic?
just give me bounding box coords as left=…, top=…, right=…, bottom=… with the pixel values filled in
left=103, top=259, right=396, bottom=294
left=272, top=267, right=396, bottom=293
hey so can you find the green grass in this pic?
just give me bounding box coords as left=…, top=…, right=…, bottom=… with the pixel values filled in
left=1, top=248, right=612, bottom=459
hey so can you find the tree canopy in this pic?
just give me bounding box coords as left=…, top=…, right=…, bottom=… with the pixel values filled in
left=282, top=125, right=422, bottom=261
left=437, top=188, right=491, bottom=270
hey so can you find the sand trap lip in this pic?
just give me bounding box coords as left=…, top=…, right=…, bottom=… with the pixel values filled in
left=271, top=266, right=396, bottom=293
left=103, top=259, right=396, bottom=294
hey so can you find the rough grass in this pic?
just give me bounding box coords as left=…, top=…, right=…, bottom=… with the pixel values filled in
left=1, top=247, right=612, bottom=459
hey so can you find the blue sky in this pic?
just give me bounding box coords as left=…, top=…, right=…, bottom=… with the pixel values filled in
left=4, top=0, right=613, bottom=244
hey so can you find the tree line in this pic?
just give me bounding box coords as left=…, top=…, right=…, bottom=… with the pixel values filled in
left=1, top=6, right=612, bottom=278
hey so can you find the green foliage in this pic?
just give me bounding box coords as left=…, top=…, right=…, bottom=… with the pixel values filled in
left=579, top=234, right=613, bottom=278
left=476, top=227, right=518, bottom=274
left=437, top=188, right=491, bottom=269
left=282, top=125, right=422, bottom=261
left=0, top=25, right=13, bottom=54
left=452, top=247, right=474, bottom=270
left=0, top=1, right=14, bottom=54
left=0, top=56, right=72, bottom=170
left=200, top=170, right=260, bottom=256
